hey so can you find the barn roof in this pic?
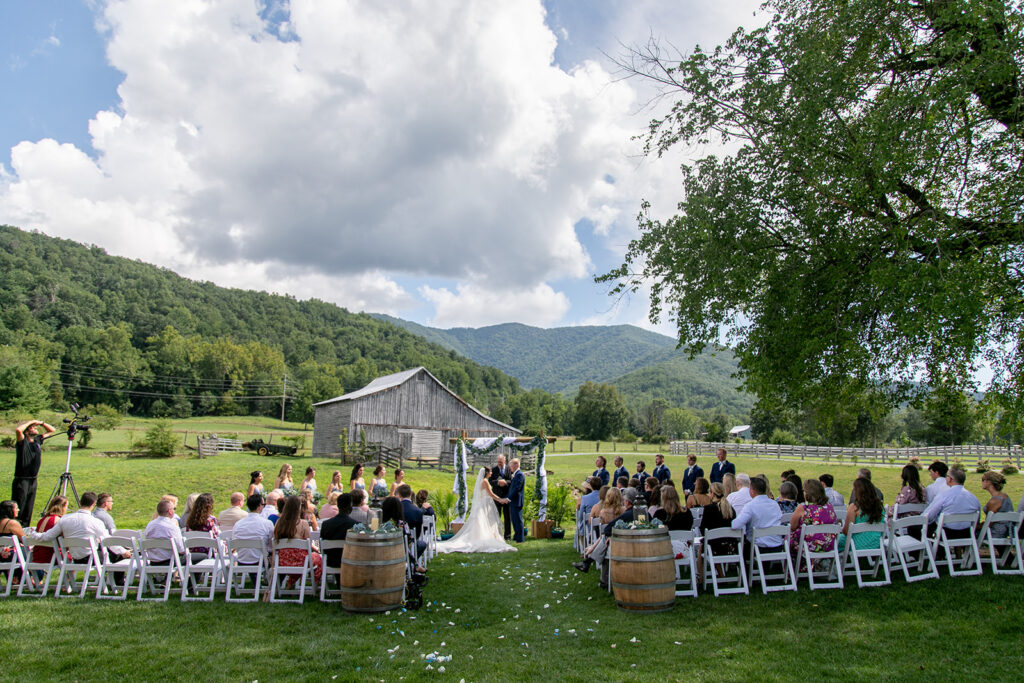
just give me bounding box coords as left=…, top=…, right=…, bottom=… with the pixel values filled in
left=314, top=366, right=521, bottom=434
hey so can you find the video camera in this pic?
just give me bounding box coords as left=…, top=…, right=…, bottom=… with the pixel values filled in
left=63, top=403, right=92, bottom=440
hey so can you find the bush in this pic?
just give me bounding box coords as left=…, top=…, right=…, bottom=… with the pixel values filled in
left=139, top=420, right=177, bottom=457
left=545, top=482, right=575, bottom=529
left=82, top=403, right=122, bottom=431
left=644, top=434, right=669, bottom=445
left=0, top=435, right=15, bottom=449
left=427, top=490, right=457, bottom=532
left=975, top=459, right=991, bottom=474
left=767, top=428, right=798, bottom=445
left=77, top=429, right=93, bottom=449
left=1002, top=458, right=1019, bottom=475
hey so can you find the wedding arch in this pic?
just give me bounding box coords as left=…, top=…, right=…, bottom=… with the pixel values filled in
left=451, top=434, right=551, bottom=522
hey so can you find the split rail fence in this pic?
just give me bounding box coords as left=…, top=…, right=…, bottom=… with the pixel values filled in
left=669, top=441, right=1024, bottom=467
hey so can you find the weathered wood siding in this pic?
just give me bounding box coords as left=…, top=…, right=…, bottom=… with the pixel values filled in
left=313, top=401, right=352, bottom=455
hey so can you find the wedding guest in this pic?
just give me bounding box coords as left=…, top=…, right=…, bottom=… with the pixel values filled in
left=390, top=469, right=406, bottom=497
left=320, top=493, right=358, bottom=568
left=273, top=464, right=294, bottom=491
left=681, top=455, right=704, bottom=494
left=300, top=467, right=317, bottom=495
left=381, top=496, right=419, bottom=572
left=573, top=488, right=633, bottom=575
left=30, top=492, right=112, bottom=566
left=143, top=499, right=184, bottom=565
left=398, top=485, right=426, bottom=557
left=218, top=492, right=248, bottom=533
left=179, top=492, right=200, bottom=529
left=371, top=465, right=388, bottom=495
left=789, top=479, right=838, bottom=556
left=0, top=501, right=26, bottom=554
left=247, top=471, right=265, bottom=498
left=592, top=456, right=610, bottom=487
left=722, top=473, right=737, bottom=497
left=319, top=492, right=340, bottom=521
left=698, top=483, right=736, bottom=579
left=925, top=468, right=979, bottom=539
left=776, top=481, right=799, bottom=516
left=851, top=468, right=885, bottom=504
left=93, top=493, right=119, bottom=534
left=327, top=471, right=345, bottom=496
left=819, top=474, right=845, bottom=509
left=299, top=489, right=318, bottom=531
left=732, top=476, right=784, bottom=550
left=232, top=494, right=274, bottom=566
left=31, top=496, right=68, bottom=565
left=785, top=474, right=805, bottom=504
left=926, top=461, right=950, bottom=502
left=654, top=486, right=692, bottom=530
left=260, top=491, right=282, bottom=520
left=154, top=494, right=179, bottom=523
left=268, top=496, right=285, bottom=525
left=590, top=487, right=623, bottom=525
left=274, top=495, right=322, bottom=584
left=612, top=456, right=629, bottom=486
left=349, top=489, right=373, bottom=525
left=894, top=465, right=927, bottom=512
left=684, top=478, right=710, bottom=509
left=578, top=477, right=602, bottom=512
left=980, top=471, right=1014, bottom=539
left=757, top=474, right=775, bottom=500
left=837, top=478, right=884, bottom=553
left=415, top=489, right=434, bottom=516
left=645, top=478, right=661, bottom=512
left=652, top=454, right=671, bottom=483
left=709, top=448, right=735, bottom=484
left=616, top=476, right=628, bottom=490
left=185, top=493, right=220, bottom=558
left=350, top=463, right=366, bottom=492
left=629, top=477, right=642, bottom=492
left=727, top=474, right=753, bottom=517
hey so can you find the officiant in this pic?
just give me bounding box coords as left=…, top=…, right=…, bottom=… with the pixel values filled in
left=488, top=454, right=512, bottom=541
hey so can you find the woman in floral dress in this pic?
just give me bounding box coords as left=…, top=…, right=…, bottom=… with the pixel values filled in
left=789, top=479, right=838, bottom=557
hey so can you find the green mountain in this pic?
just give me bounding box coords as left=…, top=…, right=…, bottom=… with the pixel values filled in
left=372, top=315, right=753, bottom=417
left=0, top=225, right=521, bottom=417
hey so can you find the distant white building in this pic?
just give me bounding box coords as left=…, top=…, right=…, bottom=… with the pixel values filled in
left=729, top=425, right=752, bottom=439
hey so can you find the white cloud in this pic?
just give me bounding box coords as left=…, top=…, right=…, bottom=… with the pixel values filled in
left=420, top=282, right=570, bottom=328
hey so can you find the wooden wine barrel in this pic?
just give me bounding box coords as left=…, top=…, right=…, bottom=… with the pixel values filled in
left=609, top=526, right=676, bottom=612
left=339, top=531, right=407, bottom=613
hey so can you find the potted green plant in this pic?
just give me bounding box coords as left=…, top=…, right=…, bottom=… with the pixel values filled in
left=545, top=482, right=574, bottom=540
left=428, top=490, right=457, bottom=540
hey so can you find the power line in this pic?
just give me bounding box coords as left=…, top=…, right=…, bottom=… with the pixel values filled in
left=56, top=382, right=298, bottom=402
left=58, top=363, right=293, bottom=389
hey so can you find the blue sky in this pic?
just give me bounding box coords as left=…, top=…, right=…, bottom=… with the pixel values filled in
left=0, top=0, right=760, bottom=332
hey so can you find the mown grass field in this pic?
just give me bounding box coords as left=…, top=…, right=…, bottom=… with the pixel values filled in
left=2, top=415, right=1024, bottom=681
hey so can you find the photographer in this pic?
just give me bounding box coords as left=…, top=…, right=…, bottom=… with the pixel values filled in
left=13, top=419, right=58, bottom=526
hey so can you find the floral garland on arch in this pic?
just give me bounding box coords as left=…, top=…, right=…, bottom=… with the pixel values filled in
left=456, top=434, right=549, bottom=521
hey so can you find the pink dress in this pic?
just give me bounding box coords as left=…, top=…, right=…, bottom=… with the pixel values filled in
left=790, top=504, right=838, bottom=555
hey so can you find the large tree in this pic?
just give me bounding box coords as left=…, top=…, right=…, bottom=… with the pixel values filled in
left=602, top=0, right=1024, bottom=416
left=574, top=382, right=630, bottom=440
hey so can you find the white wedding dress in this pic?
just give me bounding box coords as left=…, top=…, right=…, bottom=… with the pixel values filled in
left=436, top=468, right=517, bottom=554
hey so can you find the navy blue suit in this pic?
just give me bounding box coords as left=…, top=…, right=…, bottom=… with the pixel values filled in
left=652, top=464, right=671, bottom=483
left=401, top=498, right=427, bottom=556
left=508, top=468, right=526, bottom=542
left=681, top=465, right=704, bottom=493
left=592, top=468, right=610, bottom=487
left=709, top=460, right=735, bottom=484
left=612, top=466, right=629, bottom=486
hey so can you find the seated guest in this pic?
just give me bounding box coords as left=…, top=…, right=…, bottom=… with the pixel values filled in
left=894, top=465, right=927, bottom=513
left=727, top=474, right=753, bottom=517
left=260, top=491, right=281, bottom=520
left=0, top=501, right=27, bottom=558
left=837, top=478, right=884, bottom=553
left=299, top=489, right=318, bottom=531
left=179, top=493, right=200, bottom=529
left=319, top=492, right=340, bottom=521
left=268, top=495, right=285, bottom=525
left=589, top=486, right=611, bottom=520
left=274, top=495, right=323, bottom=583
left=616, top=476, right=628, bottom=490
left=698, top=483, right=736, bottom=579
left=218, top=492, right=248, bottom=533
left=980, top=471, right=1014, bottom=539
left=93, top=493, right=119, bottom=534
left=628, top=477, right=641, bottom=492
left=654, top=486, right=693, bottom=531
left=143, top=499, right=184, bottom=565
left=732, top=476, right=783, bottom=550
left=789, top=479, right=838, bottom=556
left=578, top=477, right=603, bottom=512
left=681, top=454, right=703, bottom=495
left=722, top=473, right=737, bottom=497
left=645, top=478, right=661, bottom=514
left=185, top=493, right=220, bottom=558
left=349, top=489, right=373, bottom=526
left=155, top=494, right=179, bottom=523
left=785, top=474, right=805, bottom=504
left=232, top=494, right=274, bottom=565
left=573, top=489, right=635, bottom=581
left=686, top=478, right=711, bottom=509
left=381, top=496, right=420, bottom=573
left=415, top=489, right=435, bottom=516
left=30, top=492, right=110, bottom=565
left=756, top=474, right=775, bottom=500
left=319, top=493, right=358, bottom=568
left=819, top=474, right=845, bottom=509
left=31, top=496, right=68, bottom=565
left=851, top=468, right=885, bottom=504
left=398, top=484, right=426, bottom=557
left=925, top=467, right=981, bottom=539
left=590, top=487, right=624, bottom=526
left=776, top=481, right=799, bottom=516
left=926, top=460, right=950, bottom=502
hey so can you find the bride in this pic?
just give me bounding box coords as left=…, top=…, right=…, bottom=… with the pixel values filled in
left=436, top=467, right=517, bottom=554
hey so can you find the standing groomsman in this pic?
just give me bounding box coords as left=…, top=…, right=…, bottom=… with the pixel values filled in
left=652, top=454, right=671, bottom=483
left=709, top=448, right=735, bottom=484
left=681, top=454, right=704, bottom=494
left=612, top=456, right=629, bottom=487
left=592, top=456, right=610, bottom=487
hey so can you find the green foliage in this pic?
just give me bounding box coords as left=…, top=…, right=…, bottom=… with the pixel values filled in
left=920, top=380, right=980, bottom=446
left=81, top=403, right=122, bottom=431
left=701, top=413, right=729, bottom=442
left=427, top=489, right=457, bottom=532
left=76, top=428, right=93, bottom=449
left=338, top=428, right=348, bottom=456
left=573, top=382, right=629, bottom=440
left=767, top=428, right=798, bottom=445
left=0, top=345, right=50, bottom=412
left=544, top=482, right=575, bottom=529
left=139, top=419, right=178, bottom=457
left=601, top=0, right=1024, bottom=427
left=282, top=435, right=305, bottom=452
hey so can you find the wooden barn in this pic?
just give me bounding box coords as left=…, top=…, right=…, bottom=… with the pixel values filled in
left=312, top=366, right=521, bottom=461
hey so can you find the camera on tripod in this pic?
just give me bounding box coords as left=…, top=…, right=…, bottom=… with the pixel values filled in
left=63, top=402, right=91, bottom=440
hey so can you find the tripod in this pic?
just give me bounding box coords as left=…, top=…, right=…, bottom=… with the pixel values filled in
left=46, top=434, right=80, bottom=509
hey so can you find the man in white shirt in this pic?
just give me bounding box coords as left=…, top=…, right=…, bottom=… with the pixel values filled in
left=727, top=473, right=753, bottom=517
left=818, top=474, right=845, bottom=509
left=926, top=461, right=950, bottom=503
left=260, top=490, right=282, bottom=520
left=144, top=499, right=184, bottom=564
left=926, top=468, right=980, bottom=538
left=30, top=491, right=109, bottom=561
left=231, top=494, right=275, bottom=565
left=732, top=476, right=783, bottom=549
left=218, top=492, right=248, bottom=533
left=92, top=492, right=129, bottom=563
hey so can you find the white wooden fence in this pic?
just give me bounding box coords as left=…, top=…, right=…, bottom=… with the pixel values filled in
left=670, top=440, right=1024, bottom=467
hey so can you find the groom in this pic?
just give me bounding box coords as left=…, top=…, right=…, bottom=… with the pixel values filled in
left=507, top=457, right=526, bottom=543
left=489, top=454, right=512, bottom=540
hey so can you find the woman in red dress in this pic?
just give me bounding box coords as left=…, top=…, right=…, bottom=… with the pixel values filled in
left=273, top=495, right=322, bottom=583
left=32, top=496, right=69, bottom=564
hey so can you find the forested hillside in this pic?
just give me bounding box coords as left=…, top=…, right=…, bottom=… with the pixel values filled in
left=0, top=226, right=520, bottom=420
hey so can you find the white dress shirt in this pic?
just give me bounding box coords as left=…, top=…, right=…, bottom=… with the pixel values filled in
left=731, top=494, right=783, bottom=547
left=30, top=508, right=109, bottom=560
left=824, top=487, right=845, bottom=509
left=144, top=515, right=184, bottom=562
left=926, top=478, right=949, bottom=504
left=926, top=485, right=980, bottom=530
left=727, top=487, right=752, bottom=518
left=231, top=512, right=275, bottom=564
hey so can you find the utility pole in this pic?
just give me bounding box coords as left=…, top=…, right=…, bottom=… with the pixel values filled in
left=281, top=373, right=287, bottom=422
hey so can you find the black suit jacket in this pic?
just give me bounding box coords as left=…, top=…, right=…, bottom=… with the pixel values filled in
left=489, top=465, right=511, bottom=498
left=682, top=465, right=704, bottom=492
left=508, top=470, right=526, bottom=509
left=401, top=498, right=424, bottom=534
left=602, top=508, right=636, bottom=537
left=320, top=513, right=358, bottom=568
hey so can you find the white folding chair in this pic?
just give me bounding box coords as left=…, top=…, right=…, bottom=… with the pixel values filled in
left=225, top=538, right=267, bottom=603
left=749, top=525, right=797, bottom=594
left=933, top=512, right=982, bottom=577
left=669, top=530, right=698, bottom=598
left=17, top=537, right=63, bottom=597
left=421, top=516, right=437, bottom=560
left=887, top=514, right=939, bottom=582
left=978, top=511, right=1023, bottom=575
left=319, top=539, right=345, bottom=602
left=891, top=503, right=926, bottom=519
left=181, top=537, right=225, bottom=601
left=840, top=523, right=891, bottom=588
left=575, top=506, right=592, bottom=552
left=136, top=538, right=185, bottom=602
left=55, top=537, right=102, bottom=598
left=96, top=536, right=139, bottom=600
left=310, top=530, right=321, bottom=544
left=702, top=528, right=748, bottom=596
left=796, top=523, right=843, bottom=590
left=269, top=538, right=314, bottom=603
left=689, top=506, right=704, bottom=532
left=0, top=536, right=27, bottom=597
